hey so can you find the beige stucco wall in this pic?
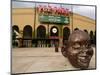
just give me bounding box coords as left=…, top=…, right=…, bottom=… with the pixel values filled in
left=12, top=8, right=35, bottom=31
left=12, top=8, right=96, bottom=36
left=73, top=13, right=95, bottom=33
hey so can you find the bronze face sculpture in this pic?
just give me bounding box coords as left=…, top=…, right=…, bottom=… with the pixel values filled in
left=61, top=30, right=93, bottom=69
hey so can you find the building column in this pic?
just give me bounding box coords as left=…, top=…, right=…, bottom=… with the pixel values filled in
left=59, top=25, right=63, bottom=47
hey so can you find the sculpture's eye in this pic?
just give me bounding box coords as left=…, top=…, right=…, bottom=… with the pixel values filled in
left=76, top=41, right=91, bottom=49
left=84, top=41, right=91, bottom=49
left=86, top=49, right=93, bottom=56
left=72, top=43, right=81, bottom=50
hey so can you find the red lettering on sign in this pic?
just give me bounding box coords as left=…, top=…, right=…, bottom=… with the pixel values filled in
left=37, top=5, right=70, bottom=16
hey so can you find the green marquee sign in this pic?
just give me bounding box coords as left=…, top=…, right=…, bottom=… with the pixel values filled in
left=39, top=15, right=69, bottom=24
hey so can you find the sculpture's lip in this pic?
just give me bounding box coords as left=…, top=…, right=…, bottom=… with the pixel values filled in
left=78, top=56, right=89, bottom=62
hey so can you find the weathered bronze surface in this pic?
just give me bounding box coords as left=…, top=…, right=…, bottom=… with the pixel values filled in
left=61, top=30, right=93, bottom=69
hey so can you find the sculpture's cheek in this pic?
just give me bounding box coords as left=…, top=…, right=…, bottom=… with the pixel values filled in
left=67, top=48, right=93, bottom=69
left=67, top=48, right=80, bottom=56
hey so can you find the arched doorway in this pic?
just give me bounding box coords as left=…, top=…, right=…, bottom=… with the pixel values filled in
left=63, top=27, right=70, bottom=40
left=37, top=25, right=46, bottom=39
left=50, top=26, right=59, bottom=47
left=12, top=25, right=19, bottom=47
left=84, top=29, right=88, bottom=34
left=12, top=25, right=19, bottom=39
left=90, top=31, right=94, bottom=45
left=12, top=25, right=19, bottom=32
left=94, top=31, right=96, bottom=45
left=23, top=25, right=32, bottom=47
left=74, top=28, right=79, bottom=31
left=23, top=25, right=32, bottom=39
left=50, top=26, right=59, bottom=37
left=63, top=27, right=70, bottom=45
left=37, top=25, right=46, bottom=47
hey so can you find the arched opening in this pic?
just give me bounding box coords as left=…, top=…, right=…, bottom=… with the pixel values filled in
left=63, top=27, right=70, bottom=40
left=74, top=28, right=79, bottom=31
left=23, top=25, right=32, bottom=47
left=84, top=29, right=88, bottom=34
left=63, top=27, right=70, bottom=45
left=12, top=25, right=19, bottom=47
left=50, top=26, right=59, bottom=47
left=50, top=26, right=59, bottom=37
left=36, top=25, right=46, bottom=47
left=12, top=25, right=19, bottom=39
left=23, top=25, right=32, bottom=39
left=37, top=25, right=46, bottom=39
left=90, top=31, right=94, bottom=45
left=12, top=25, right=19, bottom=32
left=94, top=31, right=96, bottom=45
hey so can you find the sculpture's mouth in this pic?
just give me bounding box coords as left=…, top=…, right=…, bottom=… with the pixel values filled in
left=77, top=56, right=90, bottom=68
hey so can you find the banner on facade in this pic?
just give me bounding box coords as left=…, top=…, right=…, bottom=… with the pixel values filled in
left=39, top=15, right=69, bottom=24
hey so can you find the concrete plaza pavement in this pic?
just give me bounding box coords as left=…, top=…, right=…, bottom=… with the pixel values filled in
left=12, top=47, right=96, bottom=74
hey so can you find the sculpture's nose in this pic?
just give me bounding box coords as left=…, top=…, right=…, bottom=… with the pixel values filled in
left=80, top=48, right=93, bottom=57
left=80, top=49, right=88, bottom=56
